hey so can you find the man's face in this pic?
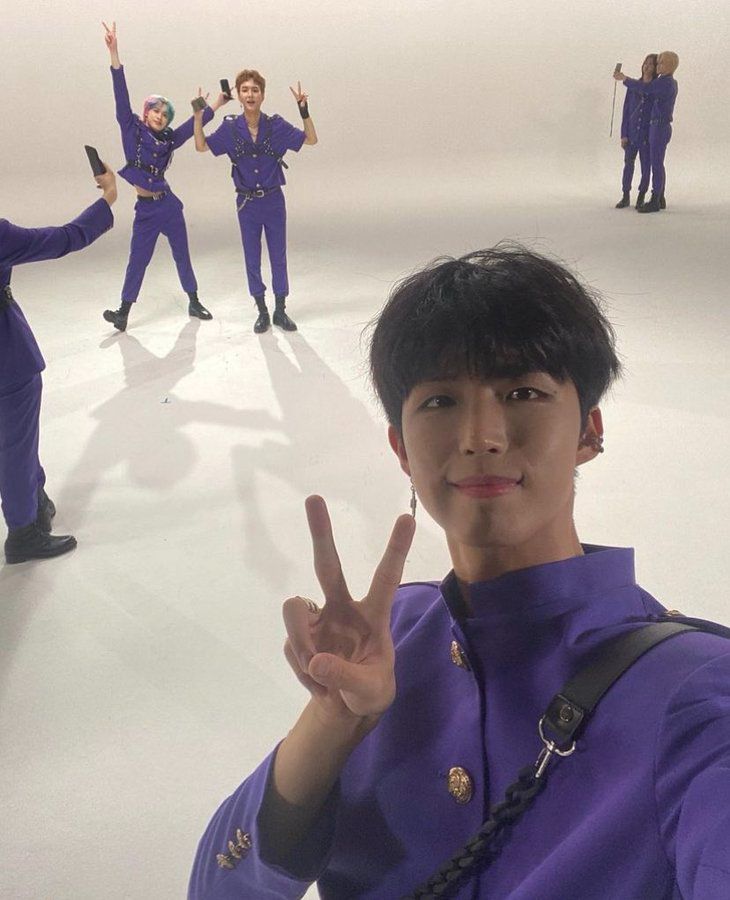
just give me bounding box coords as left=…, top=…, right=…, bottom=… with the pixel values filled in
left=238, top=79, right=264, bottom=114
left=145, top=103, right=169, bottom=132
left=390, top=373, right=601, bottom=568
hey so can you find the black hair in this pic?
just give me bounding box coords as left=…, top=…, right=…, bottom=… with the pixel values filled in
left=644, top=53, right=659, bottom=78
left=369, top=245, right=621, bottom=432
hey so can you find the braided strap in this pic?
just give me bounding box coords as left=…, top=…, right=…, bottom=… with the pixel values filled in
left=405, top=765, right=546, bottom=899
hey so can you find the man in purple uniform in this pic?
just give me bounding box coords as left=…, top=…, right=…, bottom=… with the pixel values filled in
left=188, top=248, right=730, bottom=898
left=1, top=171, right=116, bottom=563
left=615, top=53, right=657, bottom=209
left=193, top=70, right=318, bottom=334
left=615, top=51, right=679, bottom=214
left=101, top=22, right=224, bottom=331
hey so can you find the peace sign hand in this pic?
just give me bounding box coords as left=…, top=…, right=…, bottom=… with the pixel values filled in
left=283, top=496, right=415, bottom=722
left=102, top=20, right=117, bottom=53
left=288, top=81, right=309, bottom=107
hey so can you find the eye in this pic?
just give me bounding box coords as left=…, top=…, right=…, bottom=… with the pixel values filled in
left=506, top=387, right=546, bottom=401
left=420, top=395, right=455, bottom=410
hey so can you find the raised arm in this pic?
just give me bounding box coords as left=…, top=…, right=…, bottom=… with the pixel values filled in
left=104, top=21, right=135, bottom=133
left=289, top=81, right=318, bottom=145
left=189, top=497, right=414, bottom=895
left=192, top=89, right=211, bottom=152
left=172, top=89, right=228, bottom=150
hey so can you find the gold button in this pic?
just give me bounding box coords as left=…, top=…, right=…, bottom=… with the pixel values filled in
left=447, top=766, right=473, bottom=804
left=450, top=640, right=470, bottom=671
left=216, top=853, right=234, bottom=869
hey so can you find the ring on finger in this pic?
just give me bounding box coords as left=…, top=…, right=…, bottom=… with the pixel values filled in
left=303, top=598, right=321, bottom=614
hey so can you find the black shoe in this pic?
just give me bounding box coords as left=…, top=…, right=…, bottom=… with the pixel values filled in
left=660, top=194, right=666, bottom=210
left=273, top=297, right=298, bottom=332
left=638, top=194, right=661, bottom=213
left=37, top=487, right=56, bottom=534
left=5, top=521, right=77, bottom=564
left=615, top=192, right=630, bottom=209
left=254, top=310, right=271, bottom=333
left=103, top=306, right=129, bottom=332
left=635, top=191, right=646, bottom=209
left=188, top=297, right=213, bottom=320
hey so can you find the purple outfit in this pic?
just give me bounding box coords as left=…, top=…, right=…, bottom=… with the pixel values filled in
left=623, top=75, right=678, bottom=198
left=205, top=113, right=305, bottom=299
left=620, top=86, right=651, bottom=194
left=111, top=66, right=213, bottom=302
left=189, top=546, right=730, bottom=899
left=0, top=199, right=113, bottom=528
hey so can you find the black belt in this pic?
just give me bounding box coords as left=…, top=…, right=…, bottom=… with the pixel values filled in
left=127, top=160, right=165, bottom=177
left=137, top=191, right=168, bottom=202
left=235, top=186, right=279, bottom=211
left=0, top=285, right=14, bottom=310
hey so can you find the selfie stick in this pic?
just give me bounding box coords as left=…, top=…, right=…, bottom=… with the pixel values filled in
left=610, top=62, right=622, bottom=137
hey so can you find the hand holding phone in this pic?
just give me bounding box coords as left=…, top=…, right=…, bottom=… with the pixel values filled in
left=220, top=78, right=232, bottom=100
left=85, top=145, right=106, bottom=177
left=614, top=62, right=622, bottom=74
left=191, top=96, right=207, bottom=112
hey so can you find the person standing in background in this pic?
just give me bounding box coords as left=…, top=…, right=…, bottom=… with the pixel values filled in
left=615, top=53, right=657, bottom=210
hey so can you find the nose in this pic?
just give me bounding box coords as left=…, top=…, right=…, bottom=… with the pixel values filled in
left=459, top=393, right=508, bottom=456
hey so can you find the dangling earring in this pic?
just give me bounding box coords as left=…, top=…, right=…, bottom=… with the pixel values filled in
left=410, top=479, right=417, bottom=518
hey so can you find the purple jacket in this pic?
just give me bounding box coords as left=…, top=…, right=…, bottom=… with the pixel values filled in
left=624, top=75, right=678, bottom=124
left=189, top=546, right=730, bottom=899
left=620, top=87, right=651, bottom=145
left=205, top=113, right=305, bottom=192
left=0, top=198, right=113, bottom=387
left=111, top=66, right=214, bottom=193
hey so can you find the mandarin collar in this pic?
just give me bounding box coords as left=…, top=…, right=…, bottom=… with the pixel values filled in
left=440, top=545, right=636, bottom=626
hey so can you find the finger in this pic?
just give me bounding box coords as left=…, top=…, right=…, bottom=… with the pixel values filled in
left=308, top=651, right=380, bottom=698
left=365, top=514, right=416, bottom=618
left=298, top=81, right=302, bottom=94
left=284, top=640, right=327, bottom=697
left=305, top=495, right=351, bottom=603
left=282, top=595, right=319, bottom=670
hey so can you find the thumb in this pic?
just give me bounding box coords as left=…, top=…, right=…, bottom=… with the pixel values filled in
left=308, top=652, right=367, bottom=694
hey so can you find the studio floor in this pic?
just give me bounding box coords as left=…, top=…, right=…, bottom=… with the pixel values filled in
left=1, top=185, right=728, bottom=898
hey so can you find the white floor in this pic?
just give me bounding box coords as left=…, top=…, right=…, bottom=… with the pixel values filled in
left=1, top=179, right=729, bottom=898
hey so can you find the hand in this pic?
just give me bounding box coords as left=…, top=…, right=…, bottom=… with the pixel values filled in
left=283, top=496, right=415, bottom=723
left=621, top=137, right=628, bottom=148
left=210, top=91, right=230, bottom=113
left=613, top=70, right=626, bottom=81
left=102, top=20, right=118, bottom=54
left=289, top=80, right=309, bottom=108
left=95, top=166, right=117, bottom=206
left=191, top=86, right=210, bottom=116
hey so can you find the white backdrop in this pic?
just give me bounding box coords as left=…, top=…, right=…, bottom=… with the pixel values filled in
left=1, top=2, right=729, bottom=898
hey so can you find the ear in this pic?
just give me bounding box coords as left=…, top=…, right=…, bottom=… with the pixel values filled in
left=388, top=425, right=411, bottom=477
left=576, top=407, right=604, bottom=466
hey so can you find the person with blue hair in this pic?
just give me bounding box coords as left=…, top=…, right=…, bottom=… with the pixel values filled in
left=101, top=21, right=225, bottom=331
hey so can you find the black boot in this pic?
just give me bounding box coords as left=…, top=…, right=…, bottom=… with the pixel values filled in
left=637, top=193, right=661, bottom=213
left=253, top=295, right=270, bottom=333
left=103, top=301, right=132, bottom=332
left=272, top=295, right=298, bottom=332
left=615, top=192, right=630, bottom=209
left=187, top=292, right=213, bottom=320
left=635, top=191, right=646, bottom=209
left=659, top=194, right=666, bottom=210
left=5, top=521, right=77, bottom=564
left=36, top=486, right=56, bottom=534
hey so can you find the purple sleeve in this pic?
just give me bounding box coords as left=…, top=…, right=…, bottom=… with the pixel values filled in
left=0, top=198, right=113, bottom=269
left=188, top=747, right=338, bottom=898
left=623, top=76, right=674, bottom=99
left=655, top=648, right=730, bottom=898
left=171, top=106, right=214, bottom=150
left=275, top=116, right=306, bottom=153
left=205, top=120, right=233, bottom=157
left=111, top=65, right=135, bottom=129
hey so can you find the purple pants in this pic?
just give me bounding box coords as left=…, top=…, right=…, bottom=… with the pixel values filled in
left=622, top=140, right=651, bottom=194
left=121, top=191, right=198, bottom=302
left=236, top=188, right=289, bottom=298
left=0, top=373, right=45, bottom=530
left=649, top=123, right=672, bottom=197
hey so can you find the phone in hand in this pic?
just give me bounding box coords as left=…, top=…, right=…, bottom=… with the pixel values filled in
left=614, top=62, right=622, bottom=74
left=191, top=96, right=207, bottom=112
left=220, top=78, right=232, bottom=99
left=84, top=145, right=106, bottom=177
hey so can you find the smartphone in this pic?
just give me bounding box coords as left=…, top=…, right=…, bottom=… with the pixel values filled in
left=84, top=145, right=106, bottom=177
left=191, top=96, right=207, bottom=112
left=614, top=62, right=622, bottom=74
left=220, top=78, right=232, bottom=99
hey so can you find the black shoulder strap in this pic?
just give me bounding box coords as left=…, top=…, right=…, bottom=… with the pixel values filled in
left=542, top=621, right=703, bottom=748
